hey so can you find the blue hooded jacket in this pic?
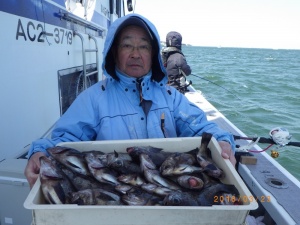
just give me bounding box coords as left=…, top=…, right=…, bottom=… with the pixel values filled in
left=27, top=13, right=235, bottom=158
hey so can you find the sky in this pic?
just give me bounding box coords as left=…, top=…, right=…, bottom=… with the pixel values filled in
left=125, top=0, right=300, bottom=49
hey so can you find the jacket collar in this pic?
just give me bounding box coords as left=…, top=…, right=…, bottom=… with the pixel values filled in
left=115, top=68, right=152, bottom=87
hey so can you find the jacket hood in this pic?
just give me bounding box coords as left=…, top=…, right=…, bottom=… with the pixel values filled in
left=102, top=13, right=167, bottom=83
left=166, top=31, right=182, bottom=50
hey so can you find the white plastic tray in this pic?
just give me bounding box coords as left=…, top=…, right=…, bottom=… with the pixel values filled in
left=24, top=137, right=258, bottom=225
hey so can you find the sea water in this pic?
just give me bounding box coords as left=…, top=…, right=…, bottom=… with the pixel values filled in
left=183, top=46, right=300, bottom=181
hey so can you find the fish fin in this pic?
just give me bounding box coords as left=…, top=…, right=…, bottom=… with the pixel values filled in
left=200, top=133, right=212, bottom=149
left=202, top=132, right=213, bottom=141
left=114, top=150, right=119, bottom=158
left=185, top=148, right=199, bottom=156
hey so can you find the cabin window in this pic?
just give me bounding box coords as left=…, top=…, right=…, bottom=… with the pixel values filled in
left=58, top=64, right=98, bottom=115
left=116, top=0, right=121, bottom=17
left=110, top=0, right=122, bottom=17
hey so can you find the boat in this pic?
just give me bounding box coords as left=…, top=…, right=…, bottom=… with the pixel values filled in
left=184, top=87, right=300, bottom=225
left=0, top=1, right=299, bottom=225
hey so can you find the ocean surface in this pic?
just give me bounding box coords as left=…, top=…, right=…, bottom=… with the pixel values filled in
left=183, top=46, right=300, bottom=181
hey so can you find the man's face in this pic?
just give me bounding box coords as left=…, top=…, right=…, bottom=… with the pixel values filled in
left=115, top=25, right=153, bottom=78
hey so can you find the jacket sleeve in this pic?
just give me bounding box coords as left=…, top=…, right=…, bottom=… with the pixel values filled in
left=175, top=54, right=191, bottom=76
left=172, top=91, right=235, bottom=151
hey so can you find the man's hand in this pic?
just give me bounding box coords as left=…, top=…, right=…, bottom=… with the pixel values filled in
left=24, top=152, right=46, bottom=189
left=218, top=141, right=236, bottom=166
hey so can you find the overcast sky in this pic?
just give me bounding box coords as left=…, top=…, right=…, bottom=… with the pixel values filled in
left=126, top=0, right=300, bottom=49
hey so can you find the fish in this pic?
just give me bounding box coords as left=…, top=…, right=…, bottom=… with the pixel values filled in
left=139, top=153, right=180, bottom=190
left=118, top=174, right=145, bottom=186
left=163, top=183, right=239, bottom=206
left=176, top=174, right=204, bottom=190
left=39, top=156, right=75, bottom=204
left=115, top=184, right=134, bottom=194
left=40, top=145, right=239, bottom=208
left=84, top=150, right=120, bottom=186
left=175, top=152, right=197, bottom=165
left=47, top=146, right=91, bottom=176
left=106, top=150, right=132, bottom=165
left=84, top=150, right=108, bottom=166
left=202, top=172, right=220, bottom=187
left=106, top=150, right=142, bottom=174
left=141, top=183, right=173, bottom=196
left=160, top=153, right=203, bottom=176
left=121, top=187, right=162, bottom=206
left=70, top=188, right=121, bottom=205
left=163, top=191, right=198, bottom=206
left=126, top=146, right=172, bottom=167
left=218, top=193, right=241, bottom=205
left=196, top=132, right=224, bottom=179
left=161, top=163, right=204, bottom=176
left=59, top=164, right=103, bottom=191
left=197, top=183, right=240, bottom=206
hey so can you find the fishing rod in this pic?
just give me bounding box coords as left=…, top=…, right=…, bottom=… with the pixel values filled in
left=234, top=127, right=300, bottom=157
left=190, top=73, right=242, bottom=100
left=234, top=135, right=300, bottom=147
left=187, top=75, right=299, bottom=148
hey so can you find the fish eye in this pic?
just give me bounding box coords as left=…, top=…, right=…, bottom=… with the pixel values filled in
left=135, top=189, right=143, bottom=195
left=114, top=160, right=123, bottom=167
left=173, top=197, right=181, bottom=205
left=163, top=165, right=171, bottom=170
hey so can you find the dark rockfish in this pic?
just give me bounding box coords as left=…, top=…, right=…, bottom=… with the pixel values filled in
left=122, top=187, right=162, bottom=206
left=161, top=163, right=203, bottom=176
left=118, top=174, right=145, bottom=186
left=141, top=183, right=173, bottom=196
left=126, top=146, right=172, bottom=167
left=106, top=150, right=142, bottom=174
left=84, top=150, right=108, bottom=166
left=39, top=156, right=74, bottom=204
left=106, top=150, right=132, bottom=165
left=163, top=183, right=239, bottom=206
left=84, top=150, right=120, bottom=186
left=70, top=188, right=121, bottom=205
left=198, top=183, right=240, bottom=206
left=139, top=153, right=180, bottom=190
left=59, top=165, right=102, bottom=191
left=202, top=172, right=220, bottom=187
left=47, top=146, right=90, bottom=176
left=163, top=191, right=198, bottom=206
left=160, top=153, right=203, bottom=176
left=219, top=193, right=241, bottom=205
left=197, top=132, right=224, bottom=179
left=115, top=184, right=134, bottom=194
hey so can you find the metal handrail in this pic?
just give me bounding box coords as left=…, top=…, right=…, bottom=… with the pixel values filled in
left=73, top=31, right=98, bottom=90
left=88, top=34, right=99, bottom=78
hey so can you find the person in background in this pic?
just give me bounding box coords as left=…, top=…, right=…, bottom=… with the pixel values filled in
left=162, top=31, right=192, bottom=94
left=24, top=13, right=236, bottom=189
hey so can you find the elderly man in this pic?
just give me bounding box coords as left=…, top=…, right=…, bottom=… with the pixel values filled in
left=25, top=13, right=236, bottom=188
